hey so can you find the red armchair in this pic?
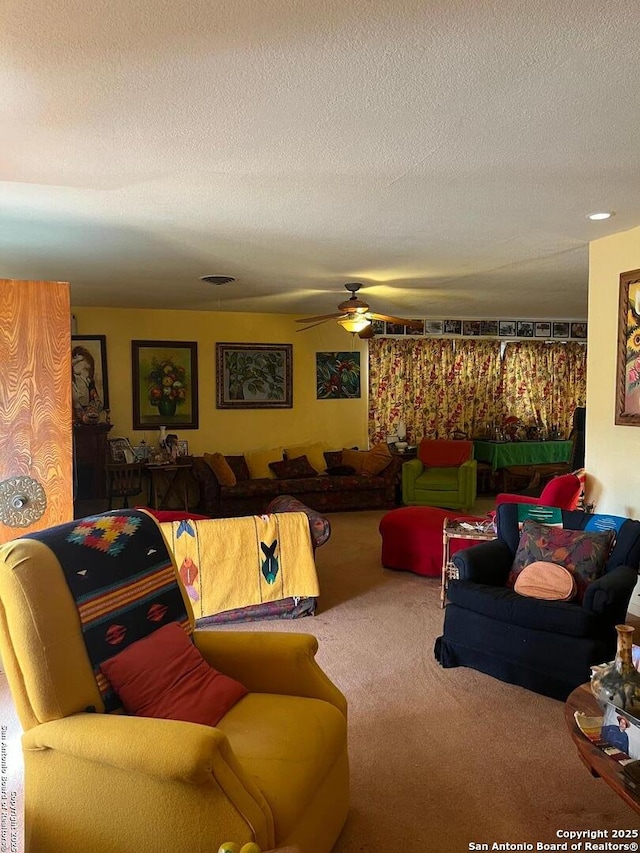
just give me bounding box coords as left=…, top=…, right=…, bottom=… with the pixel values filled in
left=495, top=471, right=582, bottom=511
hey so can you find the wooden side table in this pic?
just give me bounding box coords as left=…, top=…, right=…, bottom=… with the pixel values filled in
left=390, top=446, right=417, bottom=504
left=146, top=462, right=193, bottom=512
left=441, top=517, right=496, bottom=607
left=565, top=682, right=640, bottom=815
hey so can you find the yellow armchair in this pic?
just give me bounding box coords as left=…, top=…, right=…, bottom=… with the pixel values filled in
left=0, top=513, right=349, bottom=853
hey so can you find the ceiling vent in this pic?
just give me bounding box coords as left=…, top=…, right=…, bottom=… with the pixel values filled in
left=200, top=275, right=235, bottom=285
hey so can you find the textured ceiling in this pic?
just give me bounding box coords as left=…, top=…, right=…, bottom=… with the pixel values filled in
left=2, top=0, right=640, bottom=320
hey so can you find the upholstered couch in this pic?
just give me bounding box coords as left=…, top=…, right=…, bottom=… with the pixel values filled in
left=191, top=444, right=403, bottom=517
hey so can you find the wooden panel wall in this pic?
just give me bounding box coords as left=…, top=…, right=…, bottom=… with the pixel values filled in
left=0, top=280, right=73, bottom=543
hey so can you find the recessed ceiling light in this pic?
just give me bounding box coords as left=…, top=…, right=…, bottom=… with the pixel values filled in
left=200, top=275, right=235, bottom=285
left=586, top=211, right=614, bottom=221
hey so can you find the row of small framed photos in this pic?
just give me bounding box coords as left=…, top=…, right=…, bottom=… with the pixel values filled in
left=373, top=319, right=588, bottom=340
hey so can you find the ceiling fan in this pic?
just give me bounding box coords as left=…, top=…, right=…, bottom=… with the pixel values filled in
left=295, top=283, right=423, bottom=339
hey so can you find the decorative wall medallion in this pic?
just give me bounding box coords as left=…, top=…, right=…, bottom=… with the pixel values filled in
left=0, top=476, right=47, bottom=527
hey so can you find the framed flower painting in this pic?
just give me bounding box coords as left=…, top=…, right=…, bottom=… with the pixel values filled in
left=132, top=340, right=199, bottom=429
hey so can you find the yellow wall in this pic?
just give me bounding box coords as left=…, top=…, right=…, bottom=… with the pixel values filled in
left=587, top=225, right=640, bottom=614
left=72, top=307, right=369, bottom=456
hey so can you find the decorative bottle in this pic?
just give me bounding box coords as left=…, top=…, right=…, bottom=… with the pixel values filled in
left=590, top=624, right=640, bottom=715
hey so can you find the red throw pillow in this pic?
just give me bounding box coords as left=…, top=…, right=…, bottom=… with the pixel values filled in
left=100, top=621, right=247, bottom=726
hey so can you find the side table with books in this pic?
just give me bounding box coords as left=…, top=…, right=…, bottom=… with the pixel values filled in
left=441, top=517, right=496, bottom=608
left=565, top=682, right=640, bottom=815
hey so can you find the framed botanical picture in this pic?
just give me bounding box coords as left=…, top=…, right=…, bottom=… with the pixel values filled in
left=71, top=335, right=109, bottom=423
left=517, top=321, right=534, bottom=338
left=498, top=320, right=517, bottom=337
left=216, top=342, right=293, bottom=409
left=132, top=340, right=199, bottom=429
left=316, top=352, right=361, bottom=399
left=615, top=269, right=640, bottom=425
left=553, top=322, right=570, bottom=339
left=535, top=322, right=552, bottom=338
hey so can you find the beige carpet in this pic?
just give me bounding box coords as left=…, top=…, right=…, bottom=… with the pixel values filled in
left=217, top=509, right=640, bottom=850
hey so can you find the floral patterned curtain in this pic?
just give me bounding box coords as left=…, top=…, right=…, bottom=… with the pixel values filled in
left=441, top=339, right=503, bottom=438
left=368, top=338, right=587, bottom=444
left=368, top=338, right=454, bottom=444
left=500, top=342, right=587, bottom=436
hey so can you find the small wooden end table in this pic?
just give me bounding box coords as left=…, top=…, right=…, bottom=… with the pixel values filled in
left=441, top=517, right=496, bottom=607
left=146, top=462, right=193, bottom=512
left=565, top=682, right=640, bottom=815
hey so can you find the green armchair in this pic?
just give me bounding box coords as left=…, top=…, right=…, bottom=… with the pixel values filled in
left=402, top=439, right=477, bottom=511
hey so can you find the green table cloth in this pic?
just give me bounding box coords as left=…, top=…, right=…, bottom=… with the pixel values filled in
left=473, top=440, right=573, bottom=471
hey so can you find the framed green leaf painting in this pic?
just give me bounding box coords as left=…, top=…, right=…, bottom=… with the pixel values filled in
left=216, top=343, right=293, bottom=409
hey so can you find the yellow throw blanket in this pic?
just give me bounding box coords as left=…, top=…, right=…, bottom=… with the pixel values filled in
left=160, top=512, right=320, bottom=618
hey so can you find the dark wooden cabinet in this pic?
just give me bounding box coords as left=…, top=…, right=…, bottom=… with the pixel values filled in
left=73, top=423, right=113, bottom=501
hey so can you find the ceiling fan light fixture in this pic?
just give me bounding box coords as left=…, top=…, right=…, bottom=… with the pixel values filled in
left=339, top=314, right=371, bottom=333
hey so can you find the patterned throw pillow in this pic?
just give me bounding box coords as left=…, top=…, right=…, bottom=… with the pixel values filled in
left=269, top=455, right=318, bottom=480
left=284, top=442, right=329, bottom=474
left=508, top=520, right=614, bottom=603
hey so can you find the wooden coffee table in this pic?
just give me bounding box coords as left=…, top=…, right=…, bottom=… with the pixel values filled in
left=565, top=682, right=640, bottom=815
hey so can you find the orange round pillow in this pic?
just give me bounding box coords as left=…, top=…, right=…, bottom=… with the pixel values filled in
left=513, top=560, right=576, bottom=601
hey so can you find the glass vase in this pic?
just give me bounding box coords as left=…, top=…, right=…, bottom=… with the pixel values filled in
left=590, top=624, right=640, bottom=716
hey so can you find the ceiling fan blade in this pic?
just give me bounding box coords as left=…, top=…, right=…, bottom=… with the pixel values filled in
left=369, top=313, right=423, bottom=329
left=296, top=319, right=331, bottom=331
left=295, top=312, right=345, bottom=323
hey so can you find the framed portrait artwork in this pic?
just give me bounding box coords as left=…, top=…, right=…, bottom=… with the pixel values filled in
left=615, top=269, right=640, bottom=425
left=132, top=340, right=199, bottom=429
left=71, top=335, right=109, bottom=423
left=216, top=343, right=293, bottom=409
